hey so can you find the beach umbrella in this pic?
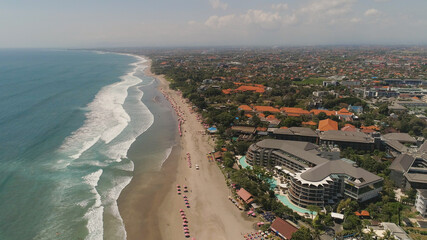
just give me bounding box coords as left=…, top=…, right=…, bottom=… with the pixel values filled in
left=183, top=219, right=188, bottom=223
left=180, top=212, right=185, bottom=216
left=181, top=216, right=187, bottom=219
left=180, top=209, right=184, bottom=212
left=182, top=223, right=188, bottom=226
left=185, top=233, right=190, bottom=238
left=184, top=227, right=189, bottom=230
left=183, top=195, right=187, bottom=198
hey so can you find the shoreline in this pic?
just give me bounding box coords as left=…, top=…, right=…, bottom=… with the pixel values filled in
left=119, top=56, right=255, bottom=240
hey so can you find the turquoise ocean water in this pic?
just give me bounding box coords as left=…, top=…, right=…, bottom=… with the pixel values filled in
left=0, top=49, right=162, bottom=239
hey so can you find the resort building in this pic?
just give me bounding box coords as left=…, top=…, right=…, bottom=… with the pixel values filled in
left=318, top=130, right=375, bottom=151
left=272, top=127, right=318, bottom=143
left=382, top=133, right=417, bottom=156
left=389, top=152, right=427, bottom=190
left=246, top=139, right=383, bottom=208
left=416, top=189, right=427, bottom=217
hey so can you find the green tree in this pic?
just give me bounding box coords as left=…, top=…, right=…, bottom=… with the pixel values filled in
left=292, top=227, right=313, bottom=240
left=317, top=112, right=327, bottom=120
left=343, top=214, right=361, bottom=231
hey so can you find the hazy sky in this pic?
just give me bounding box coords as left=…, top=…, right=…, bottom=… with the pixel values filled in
left=1, top=0, right=427, bottom=48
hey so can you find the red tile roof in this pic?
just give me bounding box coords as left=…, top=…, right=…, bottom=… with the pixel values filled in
left=253, top=106, right=280, bottom=113
left=310, top=109, right=336, bottom=116
left=238, top=105, right=253, bottom=111
left=341, top=124, right=357, bottom=132
left=235, top=85, right=265, bottom=93
left=222, top=89, right=232, bottom=94
left=355, top=210, right=370, bottom=217
left=361, top=125, right=380, bottom=131
left=318, top=119, right=338, bottom=131
left=280, top=107, right=310, bottom=115
left=337, top=108, right=353, bottom=116
left=302, top=121, right=317, bottom=126
left=237, top=188, right=254, bottom=204
left=270, top=217, right=298, bottom=240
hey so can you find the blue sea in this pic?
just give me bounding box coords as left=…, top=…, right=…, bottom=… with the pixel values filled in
left=0, top=49, right=160, bottom=239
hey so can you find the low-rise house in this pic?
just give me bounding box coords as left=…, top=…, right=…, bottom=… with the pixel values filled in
left=318, top=119, right=338, bottom=132
left=336, top=108, right=354, bottom=121
left=238, top=105, right=253, bottom=112
left=236, top=188, right=254, bottom=204
left=253, top=106, right=281, bottom=113
left=280, top=107, right=310, bottom=117
left=348, top=105, right=363, bottom=114
left=270, top=217, right=298, bottom=240
left=381, top=222, right=411, bottom=240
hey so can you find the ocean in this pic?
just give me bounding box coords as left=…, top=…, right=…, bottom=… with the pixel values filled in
left=0, top=49, right=176, bottom=239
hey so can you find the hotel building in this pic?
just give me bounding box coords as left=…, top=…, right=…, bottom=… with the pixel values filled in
left=246, top=139, right=383, bottom=208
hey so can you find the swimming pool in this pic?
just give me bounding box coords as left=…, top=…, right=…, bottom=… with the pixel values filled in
left=276, top=194, right=316, bottom=216
left=239, top=156, right=252, bottom=169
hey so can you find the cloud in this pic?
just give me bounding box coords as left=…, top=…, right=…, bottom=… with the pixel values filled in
left=205, top=14, right=235, bottom=28
left=299, top=0, right=355, bottom=16
left=364, top=8, right=380, bottom=16
left=350, top=17, right=361, bottom=23
left=209, top=0, right=228, bottom=10
left=243, top=10, right=281, bottom=25
left=271, top=3, right=289, bottom=11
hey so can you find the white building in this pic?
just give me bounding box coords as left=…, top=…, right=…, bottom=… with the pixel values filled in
left=416, top=189, right=427, bottom=217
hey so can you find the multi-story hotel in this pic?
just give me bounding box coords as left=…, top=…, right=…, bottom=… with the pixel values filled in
left=246, top=139, right=383, bottom=208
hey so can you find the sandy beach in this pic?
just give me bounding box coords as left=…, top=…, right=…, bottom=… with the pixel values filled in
left=118, top=58, right=255, bottom=240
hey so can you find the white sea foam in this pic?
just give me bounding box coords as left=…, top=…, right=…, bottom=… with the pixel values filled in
left=83, top=169, right=103, bottom=240
left=103, top=175, right=133, bottom=240
left=114, top=160, right=134, bottom=172
left=160, top=146, right=174, bottom=167
left=57, top=54, right=154, bottom=240
left=59, top=55, right=148, bottom=164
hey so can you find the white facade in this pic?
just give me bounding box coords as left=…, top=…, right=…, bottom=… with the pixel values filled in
left=416, top=190, right=427, bottom=217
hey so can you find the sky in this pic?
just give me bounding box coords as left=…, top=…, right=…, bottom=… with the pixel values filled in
left=1, top=0, right=427, bottom=48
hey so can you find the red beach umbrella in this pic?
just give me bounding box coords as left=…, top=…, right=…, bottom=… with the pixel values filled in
left=180, top=209, right=184, bottom=212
